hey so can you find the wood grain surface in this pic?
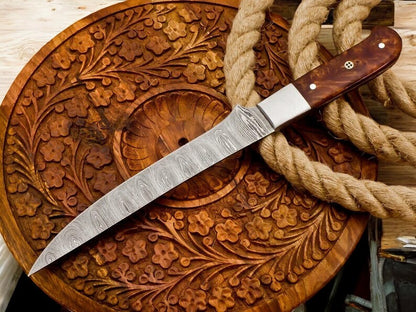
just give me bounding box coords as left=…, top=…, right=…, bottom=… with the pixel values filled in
left=0, top=0, right=414, bottom=311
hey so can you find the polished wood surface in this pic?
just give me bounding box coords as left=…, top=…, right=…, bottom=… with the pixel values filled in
left=0, top=1, right=376, bottom=311
left=294, top=26, right=401, bottom=110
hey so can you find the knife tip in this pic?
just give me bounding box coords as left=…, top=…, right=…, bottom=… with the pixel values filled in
left=28, top=258, right=46, bottom=276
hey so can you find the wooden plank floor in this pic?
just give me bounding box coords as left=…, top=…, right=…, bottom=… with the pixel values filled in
left=0, top=0, right=415, bottom=310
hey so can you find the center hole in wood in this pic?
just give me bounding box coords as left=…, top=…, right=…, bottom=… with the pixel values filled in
left=178, top=137, right=189, bottom=146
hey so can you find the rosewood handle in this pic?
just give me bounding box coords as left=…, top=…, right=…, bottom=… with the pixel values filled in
left=292, top=26, right=402, bottom=109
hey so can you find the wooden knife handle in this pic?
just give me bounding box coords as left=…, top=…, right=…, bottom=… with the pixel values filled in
left=292, top=26, right=402, bottom=109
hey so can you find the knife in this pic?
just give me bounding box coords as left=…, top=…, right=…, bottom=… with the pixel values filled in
left=28, top=26, right=402, bottom=276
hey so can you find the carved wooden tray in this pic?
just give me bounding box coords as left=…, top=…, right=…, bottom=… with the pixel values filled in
left=0, top=0, right=375, bottom=311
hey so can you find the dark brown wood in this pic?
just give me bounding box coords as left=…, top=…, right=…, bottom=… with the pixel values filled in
left=271, top=0, right=395, bottom=27
left=293, top=26, right=401, bottom=110
left=0, top=1, right=375, bottom=311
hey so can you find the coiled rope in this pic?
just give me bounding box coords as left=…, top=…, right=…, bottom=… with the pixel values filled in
left=224, top=0, right=416, bottom=220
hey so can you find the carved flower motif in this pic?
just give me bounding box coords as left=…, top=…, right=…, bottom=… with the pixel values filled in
left=40, top=140, right=65, bottom=162
left=178, top=6, right=201, bottom=23
left=31, top=214, right=54, bottom=240
left=89, top=87, right=113, bottom=107
left=272, top=204, right=298, bottom=228
left=201, top=51, right=223, bottom=71
left=293, top=193, right=317, bottom=209
left=245, top=216, right=272, bottom=240
left=156, top=302, right=178, bottom=312
left=49, top=115, right=72, bottom=137
left=111, top=262, right=136, bottom=282
left=245, top=172, right=269, bottom=195
left=70, top=32, right=95, bottom=53
left=256, top=69, right=280, bottom=90
left=188, top=211, right=214, bottom=236
left=236, top=277, right=263, bottom=304
left=42, top=166, right=65, bottom=188
left=152, top=242, right=178, bottom=269
left=97, top=240, right=118, bottom=263
left=114, top=81, right=136, bottom=102
left=55, top=184, right=78, bottom=207
left=51, top=50, right=75, bottom=70
left=328, top=142, right=353, bottom=164
left=183, top=63, right=206, bottom=83
left=65, top=94, right=90, bottom=118
left=93, top=170, right=117, bottom=194
left=264, top=24, right=283, bottom=44
left=62, top=255, right=89, bottom=279
left=208, top=286, right=234, bottom=312
left=15, top=192, right=41, bottom=217
left=119, top=40, right=144, bottom=62
left=179, top=288, right=207, bottom=312
left=86, top=145, right=112, bottom=169
left=146, top=36, right=170, bottom=56
left=88, top=23, right=106, bottom=40
left=21, top=88, right=43, bottom=106
left=215, top=220, right=242, bottom=243
left=163, top=20, right=187, bottom=41
left=122, top=235, right=147, bottom=263
left=33, top=66, right=57, bottom=88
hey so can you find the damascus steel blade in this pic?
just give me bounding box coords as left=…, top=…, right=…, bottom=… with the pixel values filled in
left=29, top=102, right=280, bottom=275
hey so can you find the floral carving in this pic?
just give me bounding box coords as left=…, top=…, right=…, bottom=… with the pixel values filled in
left=93, top=170, right=118, bottom=194
left=89, top=87, right=112, bottom=107
left=31, top=214, right=54, bottom=240
left=118, top=40, right=144, bottom=61
left=272, top=204, right=298, bottom=228
left=188, top=211, right=214, bottom=236
left=152, top=242, right=179, bottom=269
left=86, top=145, right=112, bottom=169
left=163, top=20, right=187, bottom=41
left=51, top=50, right=75, bottom=70
left=70, top=32, right=95, bottom=53
left=97, top=240, right=118, bottom=263
left=111, top=262, right=136, bottom=282
left=215, top=220, right=242, bottom=243
left=49, top=116, right=72, bottom=137
left=146, top=36, right=171, bottom=55
left=32, top=66, right=57, bottom=87
left=1, top=3, right=369, bottom=311
left=42, top=166, right=65, bottom=188
left=114, top=81, right=136, bottom=102
left=201, top=51, right=223, bottom=71
left=245, top=172, right=269, bottom=195
left=236, top=277, right=263, bottom=304
left=245, top=216, right=272, bottom=240
left=179, top=288, right=207, bottom=312
left=209, top=287, right=235, bottom=312
left=15, top=192, right=41, bottom=217
left=62, top=255, right=89, bottom=279
left=40, top=140, right=65, bottom=162
left=178, top=6, right=201, bottom=23
left=65, top=94, right=90, bottom=118
left=122, top=235, right=147, bottom=263
left=183, top=63, right=206, bottom=83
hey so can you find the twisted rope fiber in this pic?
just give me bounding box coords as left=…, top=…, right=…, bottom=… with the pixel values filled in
left=333, top=0, right=416, bottom=118
left=288, top=0, right=416, bottom=166
left=224, top=0, right=416, bottom=220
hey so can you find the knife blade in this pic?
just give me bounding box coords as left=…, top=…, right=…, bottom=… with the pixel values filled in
left=29, top=26, right=402, bottom=276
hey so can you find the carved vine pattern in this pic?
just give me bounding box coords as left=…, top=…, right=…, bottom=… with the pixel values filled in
left=3, top=2, right=368, bottom=311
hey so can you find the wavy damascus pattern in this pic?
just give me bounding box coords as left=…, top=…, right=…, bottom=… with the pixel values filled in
left=29, top=105, right=275, bottom=275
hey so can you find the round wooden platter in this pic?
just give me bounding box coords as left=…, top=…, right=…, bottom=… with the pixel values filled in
left=0, top=0, right=375, bottom=311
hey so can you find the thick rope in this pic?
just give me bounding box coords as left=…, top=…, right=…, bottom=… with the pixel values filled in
left=224, top=0, right=416, bottom=220
left=333, top=0, right=416, bottom=117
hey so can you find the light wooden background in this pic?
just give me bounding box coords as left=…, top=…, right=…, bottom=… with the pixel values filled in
left=0, top=0, right=415, bottom=310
